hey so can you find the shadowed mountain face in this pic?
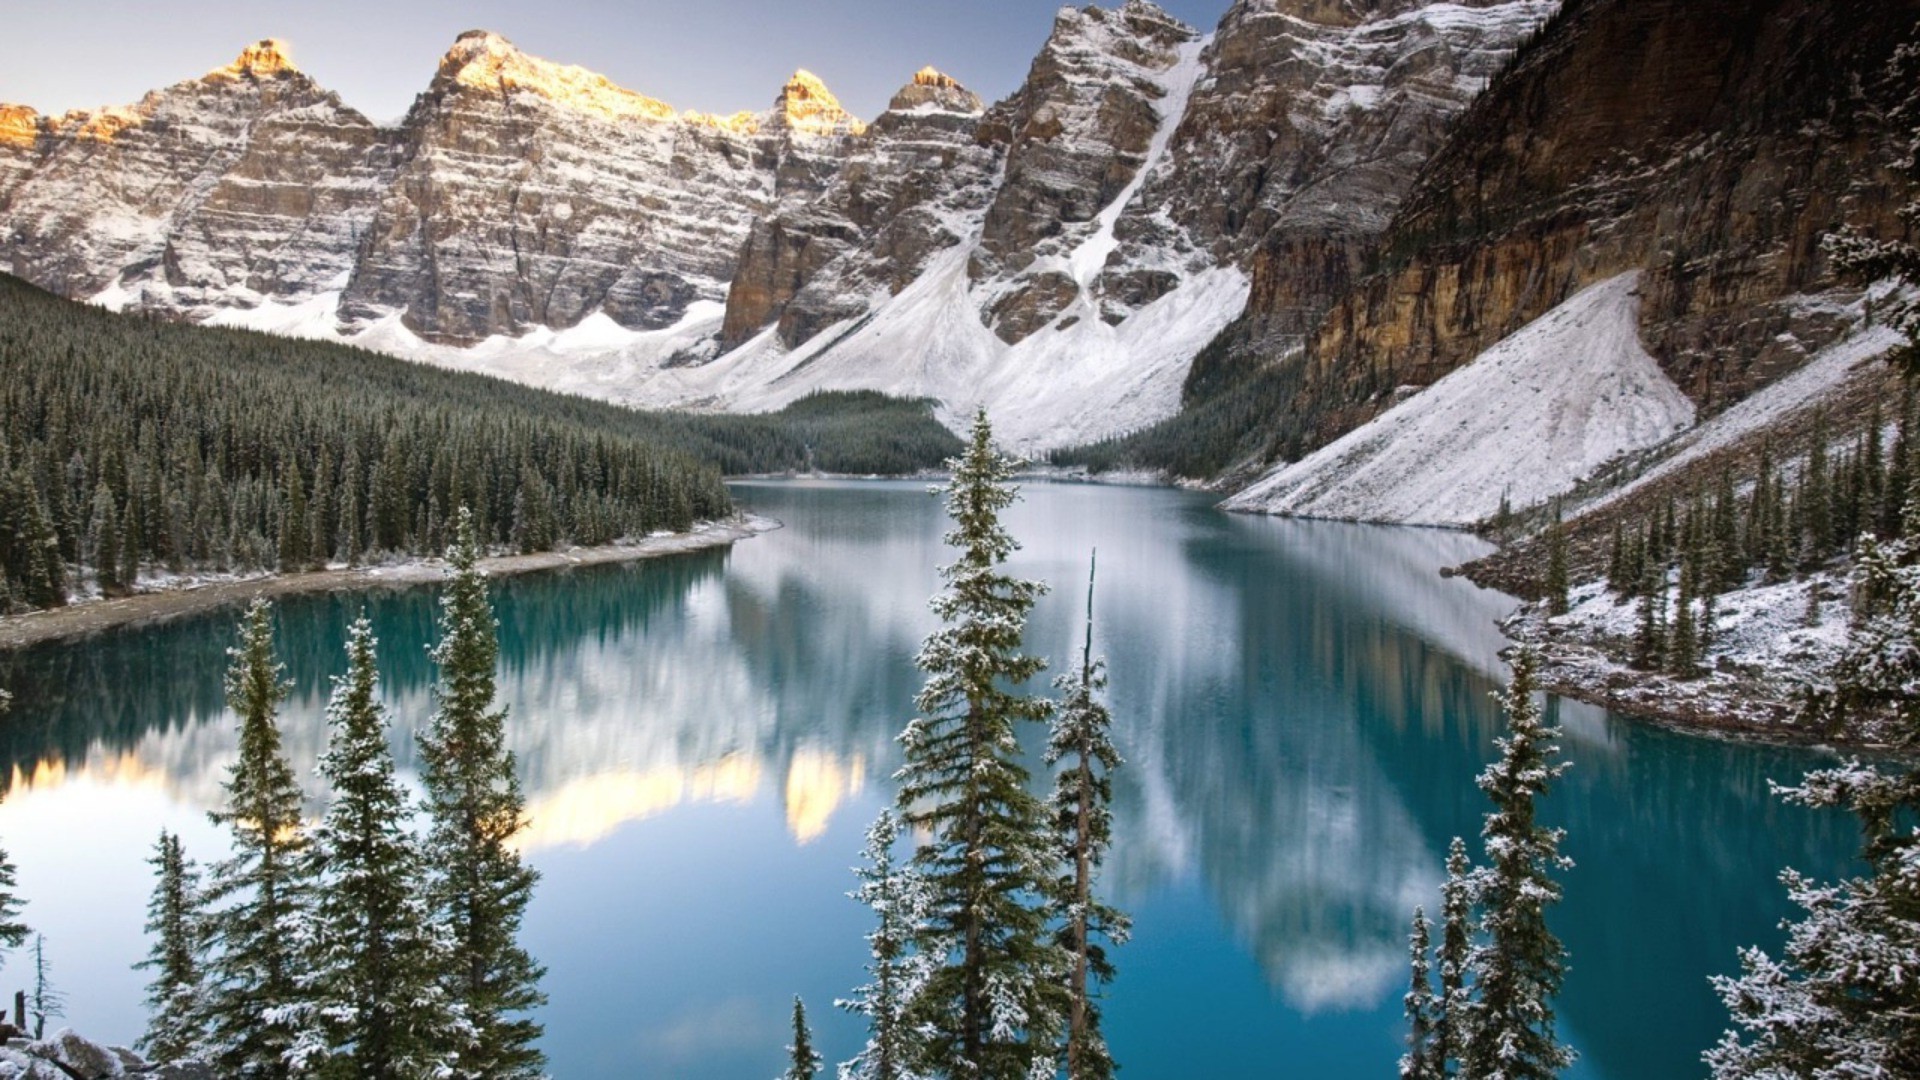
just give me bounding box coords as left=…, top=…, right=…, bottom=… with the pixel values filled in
left=1251, top=0, right=1920, bottom=456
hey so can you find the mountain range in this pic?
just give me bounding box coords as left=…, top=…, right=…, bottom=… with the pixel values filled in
left=3, top=0, right=1917, bottom=506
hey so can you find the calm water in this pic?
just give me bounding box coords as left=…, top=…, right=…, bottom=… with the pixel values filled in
left=0, top=481, right=1863, bottom=1079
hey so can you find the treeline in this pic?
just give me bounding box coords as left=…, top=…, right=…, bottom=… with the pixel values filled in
left=1048, top=327, right=1301, bottom=481
left=1588, top=397, right=1913, bottom=677
left=0, top=274, right=959, bottom=612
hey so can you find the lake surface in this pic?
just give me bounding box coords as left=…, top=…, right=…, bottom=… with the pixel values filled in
left=0, top=480, right=1863, bottom=1078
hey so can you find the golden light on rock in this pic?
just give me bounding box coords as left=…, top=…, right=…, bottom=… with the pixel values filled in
left=206, top=39, right=300, bottom=83
left=0, top=105, right=40, bottom=149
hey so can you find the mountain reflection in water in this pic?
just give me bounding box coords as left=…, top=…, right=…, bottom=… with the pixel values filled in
left=0, top=481, right=1860, bottom=1079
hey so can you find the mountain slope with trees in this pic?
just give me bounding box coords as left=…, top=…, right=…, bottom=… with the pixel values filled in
left=0, top=273, right=958, bottom=612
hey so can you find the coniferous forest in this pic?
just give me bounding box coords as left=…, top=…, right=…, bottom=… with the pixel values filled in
left=0, top=273, right=960, bottom=612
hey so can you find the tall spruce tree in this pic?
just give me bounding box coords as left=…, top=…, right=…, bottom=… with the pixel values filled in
left=136, top=829, right=210, bottom=1063
left=420, top=508, right=546, bottom=1080
left=1462, top=647, right=1576, bottom=1080
left=840, top=809, right=934, bottom=1080
left=1400, top=908, right=1440, bottom=1080
left=1434, top=837, right=1475, bottom=1077
left=204, top=598, right=311, bottom=1079
left=1045, top=552, right=1128, bottom=1080
left=785, top=997, right=822, bottom=1080
left=0, top=689, right=25, bottom=965
left=292, top=615, right=469, bottom=1079
left=895, top=408, right=1067, bottom=1080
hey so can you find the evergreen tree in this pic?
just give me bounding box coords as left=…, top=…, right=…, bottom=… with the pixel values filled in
left=1045, top=553, right=1128, bottom=1080
left=28, top=934, right=62, bottom=1040
left=135, top=829, right=210, bottom=1063
left=88, top=481, right=122, bottom=595
left=0, top=689, right=23, bottom=967
left=785, top=997, right=822, bottom=1080
left=203, top=598, right=311, bottom=1080
left=1705, top=762, right=1920, bottom=1077
left=420, top=508, right=546, bottom=1080
left=1544, top=522, right=1570, bottom=617
left=1400, top=908, right=1440, bottom=1080
left=1461, top=647, right=1576, bottom=1080
left=1434, top=837, right=1475, bottom=1077
left=895, top=409, right=1067, bottom=1080
left=839, top=810, right=934, bottom=1080
left=291, top=616, right=468, bottom=1079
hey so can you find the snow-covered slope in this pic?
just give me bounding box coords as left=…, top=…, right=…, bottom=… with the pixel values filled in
left=1223, top=272, right=1697, bottom=526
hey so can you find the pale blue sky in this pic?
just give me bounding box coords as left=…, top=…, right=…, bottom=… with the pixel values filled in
left=0, top=0, right=1233, bottom=124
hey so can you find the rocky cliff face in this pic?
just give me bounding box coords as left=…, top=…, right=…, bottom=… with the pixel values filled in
left=1150, top=0, right=1558, bottom=353
left=1269, top=0, right=1920, bottom=454
left=0, top=41, right=395, bottom=318
left=0, top=34, right=867, bottom=345
left=338, top=32, right=863, bottom=344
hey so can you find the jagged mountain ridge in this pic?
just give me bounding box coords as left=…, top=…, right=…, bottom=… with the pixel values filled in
left=0, top=2, right=1559, bottom=447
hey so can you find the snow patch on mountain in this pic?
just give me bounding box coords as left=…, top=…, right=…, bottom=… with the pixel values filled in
left=1224, top=272, right=1696, bottom=527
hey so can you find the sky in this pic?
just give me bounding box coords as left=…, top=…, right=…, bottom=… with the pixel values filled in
left=0, top=0, right=1235, bottom=125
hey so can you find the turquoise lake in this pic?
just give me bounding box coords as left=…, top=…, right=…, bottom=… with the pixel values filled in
left=0, top=480, right=1864, bottom=1078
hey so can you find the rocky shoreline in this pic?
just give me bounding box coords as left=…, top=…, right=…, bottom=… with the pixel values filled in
left=0, top=516, right=779, bottom=652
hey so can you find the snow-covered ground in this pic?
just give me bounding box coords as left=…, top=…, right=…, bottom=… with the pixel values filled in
left=1509, top=571, right=1856, bottom=740
left=1224, top=272, right=1697, bottom=526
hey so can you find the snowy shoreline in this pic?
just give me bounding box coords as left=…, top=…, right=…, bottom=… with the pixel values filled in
left=0, top=516, right=780, bottom=652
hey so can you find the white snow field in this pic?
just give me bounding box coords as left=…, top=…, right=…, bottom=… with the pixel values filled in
left=1223, top=271, right=1698, bottom=527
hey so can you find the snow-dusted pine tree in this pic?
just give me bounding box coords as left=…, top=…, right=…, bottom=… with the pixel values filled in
left=28, top=934, right=63, bottom=1039
left=420, top=508, right=546, bottom=1080
left=896, top=408, right=1068, bottom=1080
left=1709, top=496, right=1920, bottom=1074
left=136, top=829, right=210, bottom=1063
left=785, top=997, right=822, bottom=1080
left=1400, top=908, right=1440, bottom=1080
left=1461, top=646, right=1576, bottom=1080
left=291, top=615, right=469, bottom=1079
left=1705, top=764, right=1920, bottom=1077
left=1433, top=837, right=1475, bottom=1076
left=1826, top=39, right=1920, bottom=372
left=1045, top=552, right=1128, bottom=1080
left=204, top=598, right=311, bottom=1080
left=839, top=809, right=934, bottom=1080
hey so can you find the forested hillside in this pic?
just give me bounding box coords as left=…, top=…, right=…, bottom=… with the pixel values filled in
left=0, top=275, right=958, bottom=612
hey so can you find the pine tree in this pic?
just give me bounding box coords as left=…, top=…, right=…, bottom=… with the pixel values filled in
left=0, top=689, right=23, bottom=968
left=1400, top=908, right=1440, bottom=1080
left=420, top=508, right=545, bottom=1080
left=1046, top=552, right=1128, bottom=1080
left=896, top=408, right=1067, bottom=1080
left=1433, top=837, right=1474, bottom=1077
left=1705, top=762, right=1920, bottom=1077
left=1460, top=647, right=1576, bottom=1080
left=28, top=934, right=63, bottom=1040
left=839, top=810, right=934, bottom=1080
left=204, top=599, right=311, bottom=1079
left=1544, top=522, right=1570, bottom=617
left=89, top=481, right=122, bottom=596
left=785, top=997, right=822, bottom=1080
left=291, top=615, right=468, bottom=1079
left=136, top=829, right=210, bottom=1063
